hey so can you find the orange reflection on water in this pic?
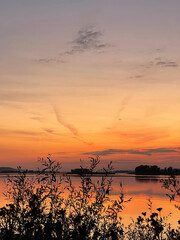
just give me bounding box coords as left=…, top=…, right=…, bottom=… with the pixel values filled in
left=0, top=174, right=179, bottom=228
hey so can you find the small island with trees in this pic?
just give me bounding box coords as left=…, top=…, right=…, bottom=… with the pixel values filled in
left=135, top=165, right=180, bottom=175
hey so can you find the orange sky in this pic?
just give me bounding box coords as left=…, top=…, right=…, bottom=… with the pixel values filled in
left=0, top=1, right=180, bottom=170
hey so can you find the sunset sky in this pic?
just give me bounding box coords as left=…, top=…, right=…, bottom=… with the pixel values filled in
left=1, top=0, right=180, bottom=170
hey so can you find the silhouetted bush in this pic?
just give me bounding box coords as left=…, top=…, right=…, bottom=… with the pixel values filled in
left=0, top=156, right=179, bottom=239
left=161, top=175, right=180, bottom=212
left=126, top=199, right=180, bottom=240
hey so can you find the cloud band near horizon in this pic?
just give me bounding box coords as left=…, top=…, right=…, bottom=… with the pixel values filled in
left=83, top=148, right=180, bottom=156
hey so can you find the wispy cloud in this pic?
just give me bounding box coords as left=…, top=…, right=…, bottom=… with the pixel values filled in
left=30, top=116, right=45, bottom=123
left=107, top=96, right=131, bottom=129
left=64, top=26, right=109, bottom=55
left=144, top=148, right=178, bottom=154
left=155, top=60, right=178, bottom=67
left=0, top=128, right=42, bottom=137
left=144, top=57, right=179, bottom=69
left=42, top=128, right=54, bottom=134
left=52, top=104, right=92, bottom=146
left=84, top=149, right=151, bottom=156
left=155, top=47, right=165, bottom=53
left=134, top=75, right=144, bottom=79
left=130, top=55, right=179, bottom=80
left=38, top=58, right=65, bottom=64
left=84, top=147, right=180, bottom=156
left=38, top=26, right=109, bottom=63
left=53, top=106, right=79, bottom=136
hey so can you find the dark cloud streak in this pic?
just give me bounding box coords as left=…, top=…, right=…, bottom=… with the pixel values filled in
left=156, top=60, right=178, bottom=67
left=64, top=26, right=109, bottom=55
left=84, top=147, right=180, bottom=156
left=38, top=26, right=109, bottom=63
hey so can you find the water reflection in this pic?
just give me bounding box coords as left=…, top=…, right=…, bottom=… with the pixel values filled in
left=135, top=176, right=159, bottom=182
left=0, top=173, right=179, bottom=227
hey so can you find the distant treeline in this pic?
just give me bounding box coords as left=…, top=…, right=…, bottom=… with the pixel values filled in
left=69, top=168, right=116, bottom=175
left=135, top=165, right=180, bottom=175
left=1, top=166, right=179, bottom=176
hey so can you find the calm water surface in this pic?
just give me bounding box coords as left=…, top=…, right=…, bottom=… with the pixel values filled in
left=0, top=174, right=179, bottom=227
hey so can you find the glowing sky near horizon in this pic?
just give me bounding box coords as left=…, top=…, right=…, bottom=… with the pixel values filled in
left=0, top=0, right=180, bottom=170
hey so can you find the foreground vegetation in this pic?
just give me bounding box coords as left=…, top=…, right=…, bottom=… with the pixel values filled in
left=0, top=157, right=179, bottom=240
